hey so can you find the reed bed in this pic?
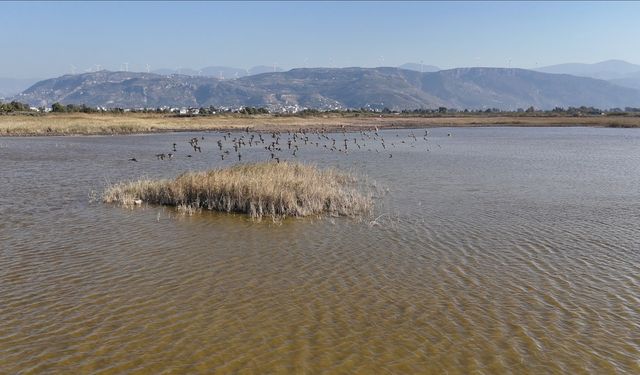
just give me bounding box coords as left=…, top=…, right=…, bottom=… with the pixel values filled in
left=3, top=112, right=639, bottom=136
left=103, top=161, right=372, bottom=220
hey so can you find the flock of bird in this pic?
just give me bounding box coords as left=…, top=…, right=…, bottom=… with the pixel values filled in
left=128, top=127, right=449, bottom=163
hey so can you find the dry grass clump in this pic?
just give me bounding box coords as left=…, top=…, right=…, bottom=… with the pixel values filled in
left=103, top=161, right=372, bottom=220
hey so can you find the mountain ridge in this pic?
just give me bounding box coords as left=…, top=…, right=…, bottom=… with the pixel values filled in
left=13, top=67, right=640, bottom=110
left=535, top=60, right=640, bottom=90
left=536, top=59, right=640, bottom=79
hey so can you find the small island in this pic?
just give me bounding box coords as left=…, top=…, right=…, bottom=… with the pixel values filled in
left=103, top=161, right=372, bottom=220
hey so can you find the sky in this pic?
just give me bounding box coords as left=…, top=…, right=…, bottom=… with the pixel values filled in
left=2, top=1, right=640, bottom=78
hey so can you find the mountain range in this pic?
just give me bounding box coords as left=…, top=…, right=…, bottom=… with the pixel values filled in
left=5, top=59, right=640, bottom=104
left=535, top=59, right=640, bottom=90
left=151, top=65, right=284, bottom=79
left=152, top=64, right=440, bottom=78
left=13, top=66, right=640, bottom=111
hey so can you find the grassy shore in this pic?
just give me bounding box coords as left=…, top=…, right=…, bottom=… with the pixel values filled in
left=103, top=162, right=372, bottom=220
left=1, top=112, right=639, bottom=136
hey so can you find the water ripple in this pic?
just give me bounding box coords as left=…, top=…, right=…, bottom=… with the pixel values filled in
left=1, top=128, right=639, bottom=373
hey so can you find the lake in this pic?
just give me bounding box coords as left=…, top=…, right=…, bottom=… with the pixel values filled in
left=1, top=127, right=638, bottom=374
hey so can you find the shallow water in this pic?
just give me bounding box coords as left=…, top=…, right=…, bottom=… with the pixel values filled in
left=1, top=127, right=638, bottom=374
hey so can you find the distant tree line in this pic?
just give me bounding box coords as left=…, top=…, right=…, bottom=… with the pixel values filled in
left=51, top=102, right=101, bottom=113
left=550, top=106, right=640, bottom=115
left=3, top=100, right=640, bottom=116
left=0, top=101, right=33, bottom=113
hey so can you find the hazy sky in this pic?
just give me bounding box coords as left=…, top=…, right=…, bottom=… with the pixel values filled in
left=3, top=1, right=640, bottom=78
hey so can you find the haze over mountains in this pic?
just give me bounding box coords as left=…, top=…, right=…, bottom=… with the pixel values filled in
left=4, top=59, right=637, bottom=100
left=151, top=65, right=284, bottom=79
left=535, top=60, right=640, bottom=90
left=13, top=64, right=640, bottom=111
left=120, top=64, right=441, bottom=82
left=535, top=60, right=640, bottom=79
left=0, top=78, right=42, bottom=98
left=397, top=63, right=440, bottom=73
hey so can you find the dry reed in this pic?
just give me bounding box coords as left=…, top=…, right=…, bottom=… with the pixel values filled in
left=3, top=112, right=639, bottom=136
left=103, top=161, right=372, bottom=220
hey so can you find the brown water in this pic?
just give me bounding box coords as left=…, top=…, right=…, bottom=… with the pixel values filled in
left=1, top=127, right=638, bottom=374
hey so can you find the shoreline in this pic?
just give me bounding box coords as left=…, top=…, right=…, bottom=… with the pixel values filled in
left=1, top=113, right=639, bottom=136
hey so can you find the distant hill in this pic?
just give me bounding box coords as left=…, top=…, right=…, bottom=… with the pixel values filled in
left=13, top=67, right=640, bottom=110
left=200, top=66, right=250, bottom=79
left=0, top=77, right=42, bottom=98
left=151, top=65, right=283, bottom=79
left=17, top=71, right=220, bottom=108
left=608, top=77, right=640, bottom=91
left=421, top=68, right=640, bottom=109
left=247, top=65, right=284, bottom=75
left=535, top=60, right=640, bottom=92
left=535, top=60, right=640, bottom=80
left=398, top=63, right=440, bottom=73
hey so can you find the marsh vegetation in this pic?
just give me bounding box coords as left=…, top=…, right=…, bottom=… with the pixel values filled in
left=2, top=112, right=640, bottom=136
left=103, top=161, right=372, bottom=220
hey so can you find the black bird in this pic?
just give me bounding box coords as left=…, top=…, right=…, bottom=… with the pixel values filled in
left=128, top=157, right=138, bottom=162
